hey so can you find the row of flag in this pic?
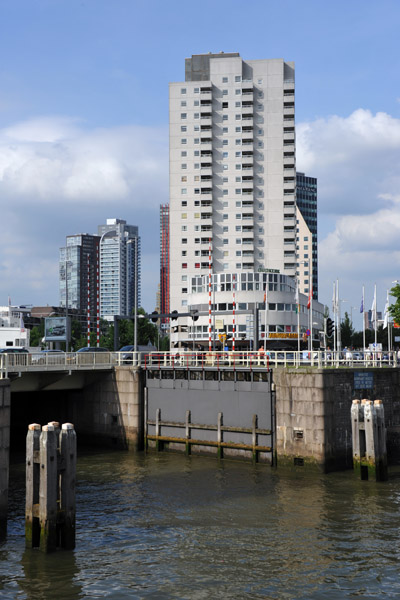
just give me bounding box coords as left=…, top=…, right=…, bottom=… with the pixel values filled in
left=359, top=286, right=391, bottom=329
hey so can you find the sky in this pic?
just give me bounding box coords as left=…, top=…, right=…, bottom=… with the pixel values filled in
left=0, top=0, right=399, bottom=329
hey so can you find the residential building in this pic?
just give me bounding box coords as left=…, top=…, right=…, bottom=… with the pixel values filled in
left=0, top=304, right=30, bottom=347
left=296, top=172, right=318, bottom=299
left=169, top=52, right=323, bottom=348
left=98, top=219, right=141, bottom=320
left=160, top=204, right=170, bottom=332
left=59, top=234, right=100, bottom=328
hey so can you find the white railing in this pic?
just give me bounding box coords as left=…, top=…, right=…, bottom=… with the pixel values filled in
left=0, top=350, right=398, bottom=379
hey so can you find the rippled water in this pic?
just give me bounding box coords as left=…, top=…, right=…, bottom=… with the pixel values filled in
left=2, top=451, right=400, bottom=599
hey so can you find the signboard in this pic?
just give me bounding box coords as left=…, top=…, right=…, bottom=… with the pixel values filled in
left=45, top=317, right=69, bottom=342
left=395, top=336, right=400, bottom=342
left=268, top=333, right=298, bottom=339
left=354, top=372, right=374, bottom=390
left=215, top=318, right=224, bottom=330
left=258, top=267, right=280, bottom=274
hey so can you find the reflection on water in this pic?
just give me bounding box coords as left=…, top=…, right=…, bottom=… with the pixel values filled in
left=2, top=451, right=400, bottom=599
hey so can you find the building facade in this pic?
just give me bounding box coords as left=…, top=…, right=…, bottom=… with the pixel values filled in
left=98, top=219, right=141, bottom=321
left=296, top=172, right=318, bottom=299
left=169, top=52, right=323, bottom=348
left=59, top=234, right=100, bottom=327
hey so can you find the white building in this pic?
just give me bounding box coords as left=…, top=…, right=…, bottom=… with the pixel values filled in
left=169, top=52, right=323, bottom=349
left=0, top=305, right=30, bottom=348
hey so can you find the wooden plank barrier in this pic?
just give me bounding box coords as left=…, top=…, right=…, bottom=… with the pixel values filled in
left=25, top=422, right=77, bottom=552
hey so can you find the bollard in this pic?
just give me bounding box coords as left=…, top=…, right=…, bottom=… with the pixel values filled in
left=351, top=399, right=388, bottom=482
left=25, top=422, right=77, bottom=552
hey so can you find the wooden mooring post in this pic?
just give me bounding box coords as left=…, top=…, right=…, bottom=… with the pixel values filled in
left=25, top=422, right=77, bottom=552
left=351, top=399, right=388, bottom=482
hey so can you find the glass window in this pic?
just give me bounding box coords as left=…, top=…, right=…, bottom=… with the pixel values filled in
left=181, top=163, right=187, bottom=169
left=181, top=88, right=187, bottom=94
left=181, top=113, right=187, bottom=119
left=181, top=101, right=187, bottom=107
left=194, top=87, right=199, bottom=93
left=181, top=139, right=187, bottom=144
left=235, top=75, right=241, bottom=82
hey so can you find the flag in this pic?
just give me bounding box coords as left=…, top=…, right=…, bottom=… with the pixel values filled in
left=360, top=295, right=364, bottom=313
left=307, top=287, right=312, bottom=310
left=263, top=284, right=267, bottom=305
left=384, top=292, right=389, bottom=329
left=20, top=313, right=25, bottom=333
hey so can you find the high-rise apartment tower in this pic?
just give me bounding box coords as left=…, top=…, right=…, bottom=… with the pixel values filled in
left=168, top=53, right=324, bottom=349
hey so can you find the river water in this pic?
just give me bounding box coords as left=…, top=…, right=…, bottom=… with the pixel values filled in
left=2, top=450, right=400, bottom=599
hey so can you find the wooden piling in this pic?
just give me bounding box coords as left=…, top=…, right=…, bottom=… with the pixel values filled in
left=25, top=423, right=41, bottom=548
left=39, top=425, right=58, bottom=553
left=185, top=410, right=191, bottom=455
left=25, top=422, right=77, bottom=552
left=252, top=414, right=258, bottom=463
left=217, top=412, right=223, bottom=459
left=59, top=423, right=76, bottom=550
left=351, top=399, right=388, bottom=482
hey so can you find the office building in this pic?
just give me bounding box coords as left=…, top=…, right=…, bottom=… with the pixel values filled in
left=169, top=52, right=323, bottom=348
left=59, top=233, right=100, bottom=327
left=296, top=172, right=318, bottom=299
left=98, top=219, right=141, bottom=320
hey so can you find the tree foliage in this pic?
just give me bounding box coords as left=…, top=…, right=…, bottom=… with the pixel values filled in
left=389, top=284, right=400, bottom=325
left=340, top=312, right=355, bottom=348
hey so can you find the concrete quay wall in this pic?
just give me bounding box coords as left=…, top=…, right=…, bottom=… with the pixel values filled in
left=0, top=380, right=10, bottom=539
left=71, top=367, right=144, bottom=450
left=273, top=368, right=400, bottom=472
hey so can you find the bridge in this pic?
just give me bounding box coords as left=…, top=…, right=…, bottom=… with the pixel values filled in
left=0, top=349, right=398, bottom=380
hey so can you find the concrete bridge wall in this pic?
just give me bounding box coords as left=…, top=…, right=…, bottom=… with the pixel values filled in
left=0, top=380, right=10, bottom=540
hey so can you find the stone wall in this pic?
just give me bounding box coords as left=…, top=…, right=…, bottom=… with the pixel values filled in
left=273, top=368, right=400, bottom=472
left=0, top=380, right=10, bottom=539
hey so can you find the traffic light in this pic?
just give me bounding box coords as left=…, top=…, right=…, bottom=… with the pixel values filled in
left=326, top=317, right=335, bottom=337
left=150, top=312, right=159, bottom=323
left=171, top=310, right=178, bottom=321
left=191, top=310, right=199, bottom=322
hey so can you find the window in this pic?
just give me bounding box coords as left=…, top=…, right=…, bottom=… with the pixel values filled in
left=257, top=104, right=263, bottom=110
left=235, top=139, right=241, bottom=145
left=194, top=238, right=200, bottom=244
left=194, top=150, right=200, bottom=156
left=223, top=190, right=228, bottom=195
left=223, top=238, right=228, bottom=245
left=236, top=250, right=242, bottom=256
left=236, top=214, right=242, bottom=219
left=181, top=101, right=187, bottom=107
left=222, top=77, right=228, bottom=83
left=181, top=126, right=187, bottom=132
left=235, top=225, right=242, bottom=231
left=257, top=78, right=263, bottom=84
left=181, top=201, right=187, bottom=207
left=182, top=299, right=188, bottom=306
left=182, top=263, right=187, bottom=268
left=194, top=138, right=199, bottom=144
left=181, top=238, right=187, bottom=244
left=235, top=89, right=241, bottom=95
left=223, top=214, right=228, bottom=220
left=194, top=163, right=200, bottom=169
left=181, top=176, right=187, bottom=182
left=235, top=189, right=241, bottom=195
left=181, top=250, right=187, bottom=256
left=194, top=213, right=200, bottom=219
left=223, top=152, right=228, bottom=158
left=223, top=139, right=228, bottom=146
left=181, top=138, right=187, bottom=144
left=223, top=177, right=228, bottom=183
left=235, top=114, right=241, bottom=120
left=181, top=88, right=187, bottom=94
left=194, top=100, right=200, bottom=106
left=223, top=251, right=229, bottom=257
left=181, top=151, right=187, bottom=157
left=194, top=175, right=200, bottom=181
left=223, top=201, right=228, bottom=207
left=181, top=113, right=187, bottom=119
left=222, top=102, right=229, bottom=108
left=195, top=263, right=200, bottom=269
left=181, top=213, right=187, bottom=219
left=235, top=200, right=241, bottom=206
left=194, top=188, right=200, bottom=194
left=223, top=114, right=228, bottom=121
left=236, top=263, right=242, bottom=269
left=235, top=101, right=241, bottom=107
left=194, top=250, right=200, bottom=256
left=223, top=226, right=229, bottom=232
left=304, top=245, right=309, bottom=250
left=194, top=125, right=199, bottom=131
left=181, top=225, right=187, bottom=231
left=223, top=164, right=228, bottom=170
left=181, top=163, right=187, bottom=169
left=235, top=127, right=242, bottom=132
left=235, top=177, right=241, bottom=183
left=182, top=288, right=187, bottom=294
left=181, top=275, right=187, bottom=281
left=223, top=127, right=228, bottom=133
left=235, top=75, right=241, bottom=82
left=181, top=188, right=187, bottom=194
left=236, top=238, right=241, bottom=244
left=235, top=152, right=242, bottom=157
left=194, top=200, right=199, bottom=206
left=236, top=164, right=241, bottom=170
left=194, top=225, right=200, bottom=231
left=223, top=263, right=229, bottom=270
left=194, top=113, right=199, bottom=119
left=222, top=89, right=228, bottom=95
left=194, top=87, right=199, bottom=93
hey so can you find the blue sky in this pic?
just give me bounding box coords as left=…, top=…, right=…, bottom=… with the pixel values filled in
left=0, top=0, right=399, bottom=328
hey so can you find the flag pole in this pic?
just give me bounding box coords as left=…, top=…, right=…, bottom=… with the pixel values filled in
left=362, top=285, right=366, bottom=352
left=374, top=283, right=377, bottom=346
left=264, top=280, right=267, bottom=352
left=332, top=281, right=337, bottom=353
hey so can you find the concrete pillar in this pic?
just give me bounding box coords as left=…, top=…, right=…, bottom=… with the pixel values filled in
left=351, top=399, right=388, bottom=482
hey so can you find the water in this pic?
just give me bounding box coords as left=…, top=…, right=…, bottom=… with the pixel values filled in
left=2, top=451, right=400, bottom=599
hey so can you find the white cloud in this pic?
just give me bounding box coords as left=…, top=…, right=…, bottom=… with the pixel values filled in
left=0, top=116, right=169, bottom=309
left=297, top=109, right=400, bottom=317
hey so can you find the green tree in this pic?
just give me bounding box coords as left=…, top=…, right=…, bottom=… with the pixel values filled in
left=340, top=312, right=355, bottom=348
left=389, top=284, right=400, bottom=325
left=29, top=321, right=45, bottom=348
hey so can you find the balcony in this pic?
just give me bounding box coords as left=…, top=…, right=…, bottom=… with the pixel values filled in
left=200, top=224, right=212, bottom=232
left=242, top=225, right=254, bottom=233
left=242, top=100, right=253, bottom=108
left=283, top=132, right=295, bottom=142
left=242, top=250, right=254, bottom=257
left=201, top=237, right=212, bottom=244
left=242, top=239, right=254, bottom=249
left=242, top=140, right=253, bottom=150
left=242, top=114, right=253, bottom=122
left=200, top=99, right=212, bottom=107
left=200, top=166, right=212, bottom=176
left=201, top=149, right=213, bottom=157
left=242, top=214, right=254, bottom=222
left=283, top=167, right=295, bottom=176
left=201, top=125, right=212, bottom=132
left=243, top=262, right=254, bottom=269
left=200, top=86, right=212, bottom=94
left=242, top=175, right=253, bottom=183
left=242, top=150, right=253, bottom=157
left=242, top=188, right=253, bottom=196
left=200, top=199, right=212, bottom=207
left=242, top=125, right=253, bottom=133
left=283, top=107, right=295, bottom=117
left=201, top=139, right=212, bottom=151
left=201, top=175, right=212, bottom=182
